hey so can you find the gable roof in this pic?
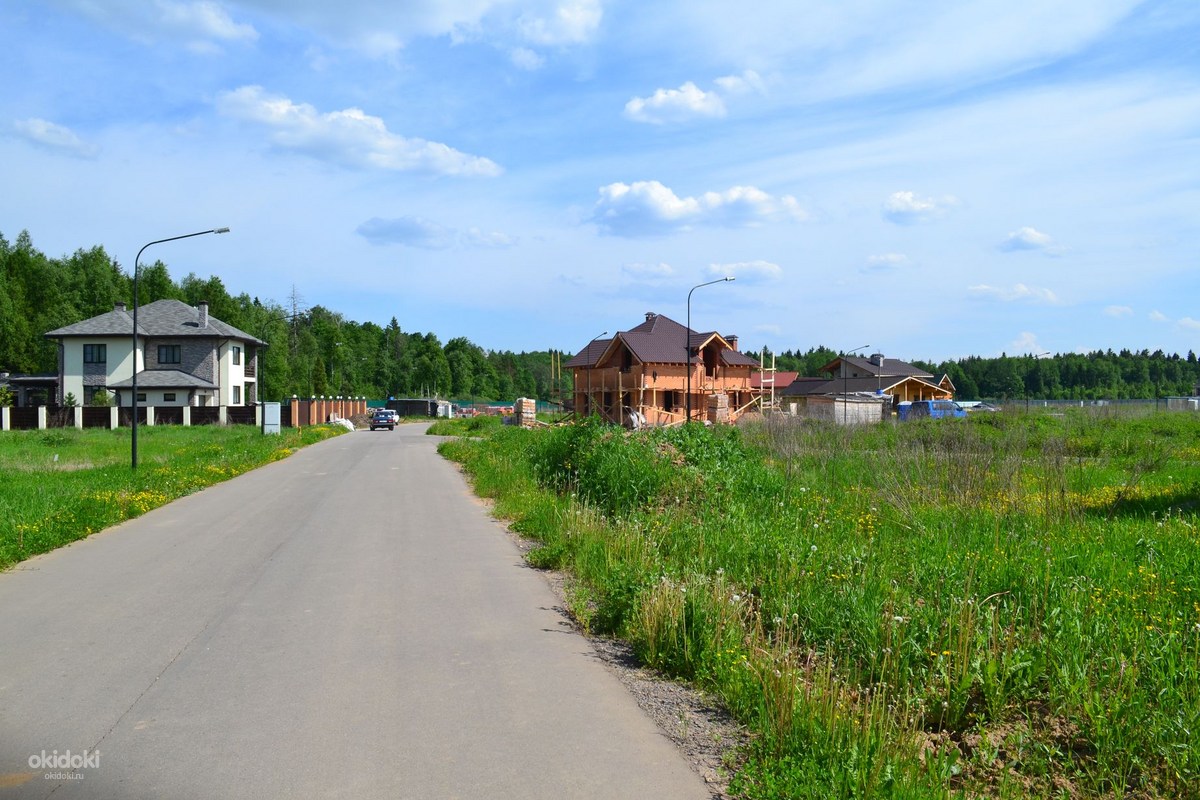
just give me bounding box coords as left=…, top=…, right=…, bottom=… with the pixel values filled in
left=782, top=374, right=947, bottom=397
left=567, top=313, right=755, bottom=369
left=45, top=300, right=267, bottom=345
left=820, top=355, right=933, bottom=379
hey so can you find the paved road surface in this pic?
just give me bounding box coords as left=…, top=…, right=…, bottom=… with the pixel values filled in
left=0, top=424, right=712, bottom=799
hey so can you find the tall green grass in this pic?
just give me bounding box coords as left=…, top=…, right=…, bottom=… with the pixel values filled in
left=439, top=410, right=1200, bottom=798
left=0, top=424, right=345, bottom=569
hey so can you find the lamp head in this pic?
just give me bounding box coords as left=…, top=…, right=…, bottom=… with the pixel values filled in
left=214, top=227, right=231, bottom=234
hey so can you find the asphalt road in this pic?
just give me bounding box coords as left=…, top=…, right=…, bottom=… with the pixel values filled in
left=0, top=424, right=712, bottom=799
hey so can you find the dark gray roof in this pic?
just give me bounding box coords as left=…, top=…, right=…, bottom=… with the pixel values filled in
left=568, top=314, right=751, bottom=368
left=108, top=369, right=217, bottom=389
left=565, top=338, right=613, bottom=369
left=819, top=355, right=932, bottom=379
left=782, top=375, right=944, bottom=396
left=45, top=300, right=267, bottom=346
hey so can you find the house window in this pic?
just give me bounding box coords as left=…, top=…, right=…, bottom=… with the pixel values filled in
left=136, top=393, right=146, bottom=402
left=164, top=393, right=176, bottom=402
left=158, top=344, right=181, bottom=364
left=84, top=344, right=106, bottom=364
left=232, top=385, right=242, bottom=405
left=232, top=346, right=242, bottom=365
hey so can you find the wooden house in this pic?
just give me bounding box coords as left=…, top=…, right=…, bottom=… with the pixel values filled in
left=565, top=312, right=760, bottom=426
left=782, top=353, right=956, bottom=418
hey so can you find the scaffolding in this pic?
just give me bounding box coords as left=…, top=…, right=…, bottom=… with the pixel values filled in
left=758, top=349, right=779, bottom=413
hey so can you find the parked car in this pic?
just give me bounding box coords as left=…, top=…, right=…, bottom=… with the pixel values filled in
left=897, top=400, right=967, bottom=421
left=369, top=409, right=395, bottom=431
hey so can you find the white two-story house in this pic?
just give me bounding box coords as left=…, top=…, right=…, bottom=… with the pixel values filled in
left=45, top=300, right=266, bottom=407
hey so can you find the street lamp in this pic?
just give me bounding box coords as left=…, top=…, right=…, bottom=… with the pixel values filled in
left=842, top=344, right=870, bottom=425
left=584, top=331, right=607, bottom=418
left=131, top=227, right=230, bottom=469
left=685, top=277, right=735, bottom=423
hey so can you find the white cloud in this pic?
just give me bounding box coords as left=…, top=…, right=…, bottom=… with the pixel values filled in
left=1104, top=305, right=1133, bottom=317
left=707, top=260, right=781, bottom=282
left=161, top=1, right=258, bottom=43
left=592, top=181, right=805, bottom=236
left=968, top=283, right=1059, bottom=304
left=509, top=46, right=544, bottom=70
left=356, top=216, right=514, bottom=249
left=517, top=0, right=602, bottom=46
left=999, top=226, right=1063, bottom=255
left=462, top=227, right=516, bottom=248
left=882, top=191, right=959, bottom=224
left=713, top=69, right=765, bottom=96
left=624, top=82, right=725, bottom=125
left=59, top=0, right=257, bottom=50
left=1149, top=310, right=1168, bottom=322
left=11, top=118, right=99, bottom=158
left=864, top=253, right=910, bottom=271
left=216, top=86, right=501, bottom=177
left=625, top=69, right=765, bottom=125
left=1009, top=331, right=1045, bottom=353
left=1179, top=317, right=1200, bottom=331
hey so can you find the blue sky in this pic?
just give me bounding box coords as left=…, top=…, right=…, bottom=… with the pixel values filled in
left=2, top=1, right=1197, bottom=361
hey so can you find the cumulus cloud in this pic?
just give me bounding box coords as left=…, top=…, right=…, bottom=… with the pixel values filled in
left=625, top=70, right=764, bottom=125
left=217, top=86, right=501, bottom=177
left=1009, top=332, right=1045, bottom=353
left=707, top=260, right=781, bottom=282
left=968, top=283, right=1059, bottom=304
left=592, top=180, right=805, bottom=237
left=1179, top=317, right=1200, bottom=331
left=882, top=191, right=959, bottom=224
left=1149, top=310, right=1168, bottom=322
left=999, top=226, right=1064, bottom=255
left=864, top=253, right=911, bottom=271
left=11, top=118, right=99, bottom=158
left=1104, top=305, right=1133, bottom=317
left=357, top=216, right=513, bottom=249
left=624, top=83, right=725, bottom=125
left=517, top=0, right=602, bottom=45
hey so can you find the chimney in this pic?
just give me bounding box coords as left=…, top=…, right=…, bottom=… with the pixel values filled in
left=726, top=334, right=739, bottom=351
left=114, top=302, right=126, bottom=312
left=870, top=353, right=884, bottom=367
left=198, top=301, right=209, bottom=328
left=645, top=312, right=657, bottom=321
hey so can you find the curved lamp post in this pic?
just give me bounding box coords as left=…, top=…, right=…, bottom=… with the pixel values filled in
left=584, top=330, right=607, bottom=417
left=842, top=344, right=870, bottom=425
left=685, top=277, right=734, bottom=423
left=132, top=227, right=230, bottom=469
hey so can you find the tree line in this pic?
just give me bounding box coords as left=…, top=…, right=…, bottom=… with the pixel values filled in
left=0, top=231, right=570, bottom=404
left=5, top=230, right=1198, bottom=405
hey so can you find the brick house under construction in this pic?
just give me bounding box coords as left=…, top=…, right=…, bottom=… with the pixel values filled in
left=565, top=312, right=760, bottom=426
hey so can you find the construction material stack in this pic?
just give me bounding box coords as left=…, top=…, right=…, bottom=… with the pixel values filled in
left=515, top=397, right=538, bottom=428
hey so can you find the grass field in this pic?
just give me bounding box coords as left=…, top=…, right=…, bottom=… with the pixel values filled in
left=437, top=408, right=1200, bottom=798
left=0, top=424, right=345, bottom=570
